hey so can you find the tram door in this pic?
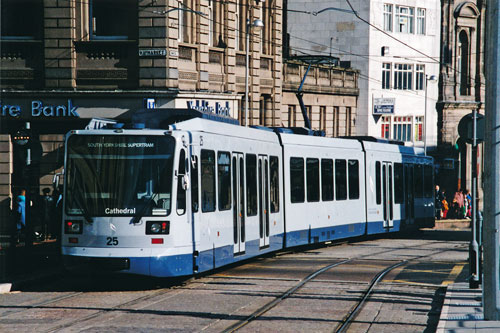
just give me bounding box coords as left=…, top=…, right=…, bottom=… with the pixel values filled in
left=405, top=164, right=415, bottom=225
left=232, top=153, right=245, bottom=255
left=382, top=162, right=394, bottom=228
left=258, top=155, right=270, bottom=248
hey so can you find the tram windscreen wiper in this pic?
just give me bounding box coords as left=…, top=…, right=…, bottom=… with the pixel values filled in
left=131, top=192, right=158, bottom=224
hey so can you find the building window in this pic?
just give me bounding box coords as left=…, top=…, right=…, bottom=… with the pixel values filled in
left=90, top=0, right=137, bottom=40
left=345, top=107, right=352, bottom=136
left=381, top=116, right=391, bottom=139
left=459, top=30, right=471, bottom=96
left=383, top=4, right=393, bottom=32
left=394, top=63, right=413, bottom=90
left=320, top=106, right=327, bottom=132
left=209, top=0, right=226, bottom=47
left=1, top=0, right=42, bottom=39
left=333, top=106, right=340, bottom=137
left=396, top=6, right=414, bottom=34
left=382, top=63, right=391, bottom=89
left=417, top=8, right=426, bottom=35
left=415, top=116, right=423, bottom=141
left=179, top=0, right=198, bottom=44
left=262, top=0, right=274, bottom=54
left=288, top=105, right=296, bottom=127
left=415, top=64, right=425, bottom=90
left=393, top=116, right=412, bottom=142
left=238, top=0, right=248, bottom=51
left=306, top=105, right=312, bottom=128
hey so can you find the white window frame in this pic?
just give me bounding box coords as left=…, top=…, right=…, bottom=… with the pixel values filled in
left=415, top=64, right=425, bottom=90
left=417, top=8, right=426, bottom=35
left=383, top=4, right=393, bottom=32
left=393, top=116, right=412, bottom=142
left=395, top=5, right=414, bottom=34
left=382, top=63, right=391, bottom=89
left=394, top=63, right=413, bottom=90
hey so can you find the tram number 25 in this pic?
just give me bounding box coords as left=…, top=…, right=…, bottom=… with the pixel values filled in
left=106, top=237, right=119, bottom=246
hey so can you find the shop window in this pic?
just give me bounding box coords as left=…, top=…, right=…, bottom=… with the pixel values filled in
left=381, top=116, right=391, bottom=139
left=90, top=0, right=137, bottom=40
left=1, top=0, right=42, bottom=39
left=414, top=116, right=423, bottom=141
left=393, top=116, right=412, bottom=142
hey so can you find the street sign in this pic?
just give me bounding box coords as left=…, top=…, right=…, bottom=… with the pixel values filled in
left=458, top=112, right=484, bottom=144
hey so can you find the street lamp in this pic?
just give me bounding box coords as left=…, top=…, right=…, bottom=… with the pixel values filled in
left=245, top=19, right=264, bottom=127
left=424, top=74, right=437, bottom=155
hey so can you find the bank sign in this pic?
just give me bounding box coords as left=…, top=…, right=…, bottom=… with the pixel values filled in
left=1, top=100, right=80, bottom=118
left=187, top=100, right=231, bottom=117
left=373, top=98, right=395, bottom=115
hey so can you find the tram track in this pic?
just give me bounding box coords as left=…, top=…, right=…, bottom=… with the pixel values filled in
left=215, top=240, right=466, bottom=332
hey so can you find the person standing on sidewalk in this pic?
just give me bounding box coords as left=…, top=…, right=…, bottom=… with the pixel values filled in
left=13, top=189, right=26, bottom=244
left=435, top=185, right=444, bottom=220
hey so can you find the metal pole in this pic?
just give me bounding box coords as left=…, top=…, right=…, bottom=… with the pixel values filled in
left=483, top=0, right=500, bottom=320
left=245, top=20, right=250, bottom=127
left=424, top=76, right=428, bottom=155
left=470, top=108, right=480, bottom=288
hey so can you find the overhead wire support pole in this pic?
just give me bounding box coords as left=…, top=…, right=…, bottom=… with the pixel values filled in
left=483, top=0, right=500, bottom=320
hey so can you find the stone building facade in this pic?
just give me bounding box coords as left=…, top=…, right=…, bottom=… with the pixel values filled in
left=0, top=0, right=283, bottom=241
left=435, top=0, right=485, bottom=202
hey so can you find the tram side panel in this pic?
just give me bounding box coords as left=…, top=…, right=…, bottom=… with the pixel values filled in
left=187, top=130, right=284, bottom=273
left=282, top=140, right=366, bottom=247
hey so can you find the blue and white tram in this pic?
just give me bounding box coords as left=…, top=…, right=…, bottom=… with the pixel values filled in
left=61, top=114, right=433, bottom=277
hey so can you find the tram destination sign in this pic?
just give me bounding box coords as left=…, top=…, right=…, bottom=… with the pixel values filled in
left=373, top=98, right=395, bottom=115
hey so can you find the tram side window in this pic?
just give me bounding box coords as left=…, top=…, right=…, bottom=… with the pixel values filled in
left=218, top=152, right=231, bottom=211
left=176, top=149, right=187, bottom=215
left=290, top=157, right=305, bottom=203
left=270, top=156, right=280, bottom=213
left=201, top=149, right=216, bottom=212
left=424, top=165, right=433, bottom=198
left=394, top=163, right=404, bottom=204
left=246, top=154, right=258, bottom=216
left=335, top=159, right=347, bottom=200
left=376, top=161, right=381, bottom=204
left=306, top=158, right=320, bottom=202
left=191, top=155, right=199, bottom=212
left=414, top=164, right=424, bottom=197
left=321, top=159, right=334, bottom=201
left=348, top=160, right=359, bottom=200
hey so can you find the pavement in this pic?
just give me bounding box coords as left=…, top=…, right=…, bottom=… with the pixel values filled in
left=3, top=219, right=500, bottom=332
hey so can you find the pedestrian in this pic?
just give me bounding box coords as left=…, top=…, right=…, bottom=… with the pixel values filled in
left=466, top=190, right=472, bottom=218
left=435, top=185, right=444, bottom=220
left=40, top=188, right=54, bottom=239
left=442, top=196, right=449, bottom=219
left=453, top=190, right=465, bottom=219
left=13, top=189, right=26, bottom=243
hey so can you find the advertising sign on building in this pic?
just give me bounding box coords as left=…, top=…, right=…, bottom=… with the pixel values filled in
left=373, top=98, right=395, bottom=115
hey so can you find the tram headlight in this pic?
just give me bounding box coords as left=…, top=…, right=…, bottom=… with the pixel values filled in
left=146, top=221, right=169, bottom=235
left=65, top=220, right=83, bottom=234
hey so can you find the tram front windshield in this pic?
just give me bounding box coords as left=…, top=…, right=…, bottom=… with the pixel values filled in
left=65, top=135, right=175, bottom=217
